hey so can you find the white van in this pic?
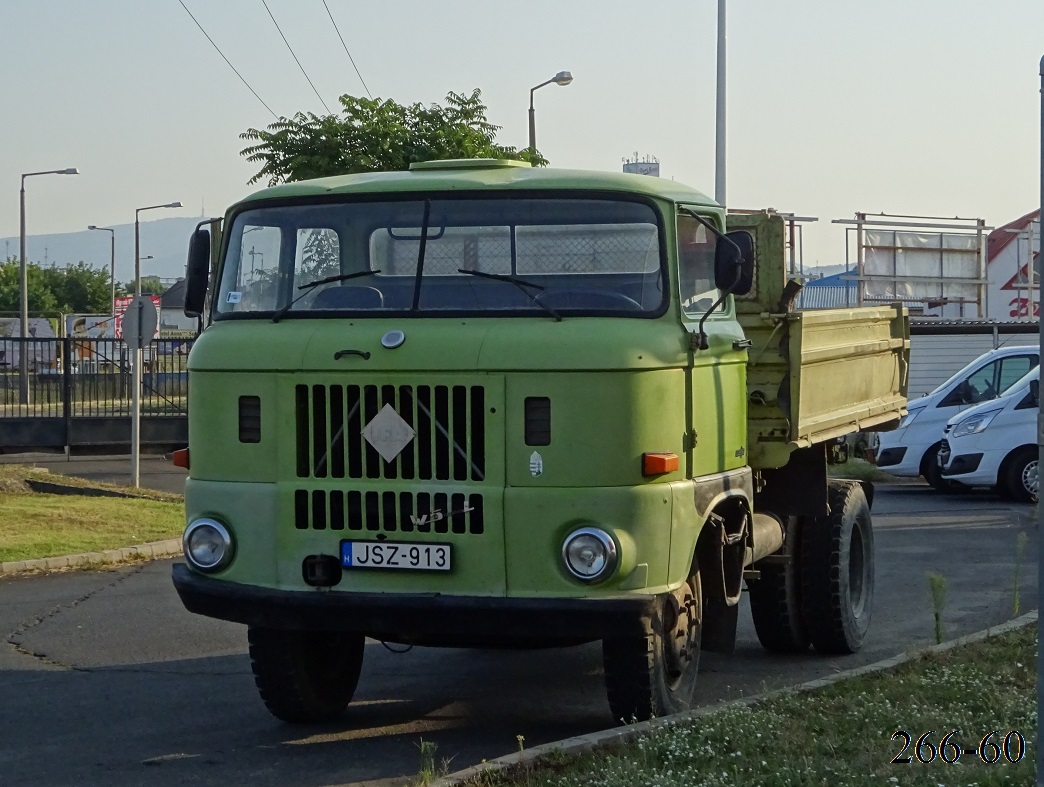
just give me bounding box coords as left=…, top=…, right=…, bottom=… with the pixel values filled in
left=938, top=367, right=1039, bottom=501
left=873, top=345, right=1038, bottom=489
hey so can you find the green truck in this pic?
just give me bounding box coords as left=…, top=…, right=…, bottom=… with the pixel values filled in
left=172, top=159, right=909, bottom=724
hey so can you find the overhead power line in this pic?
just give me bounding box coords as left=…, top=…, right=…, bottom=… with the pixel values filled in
left=322, top=0, right=373, bottom=99
left=176, top=0, right=278, bottom=120
left=262, top=0, right=332, bottom=114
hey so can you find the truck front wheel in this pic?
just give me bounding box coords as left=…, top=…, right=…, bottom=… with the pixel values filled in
left=602, top=567, right=702, bottom=723
left=799, top=480, right=874, bottom=654
left=248, top=627, right=365, bottom=723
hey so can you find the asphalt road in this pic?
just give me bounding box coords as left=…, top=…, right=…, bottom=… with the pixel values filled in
left=0, top=484, right=1036, bottom=786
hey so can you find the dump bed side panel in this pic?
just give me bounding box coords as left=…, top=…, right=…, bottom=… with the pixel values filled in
left=728, top=211, right=909, bottom=469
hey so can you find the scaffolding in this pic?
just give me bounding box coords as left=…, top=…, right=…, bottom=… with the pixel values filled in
left=831, top=213, right=991, bottom=318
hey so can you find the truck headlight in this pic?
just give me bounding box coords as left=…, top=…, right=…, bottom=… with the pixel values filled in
left=562, top=527, right=617, bottom=583
left=951, top=409, right=1002, bottom=439
left=183, top=518, right=235, bottom=572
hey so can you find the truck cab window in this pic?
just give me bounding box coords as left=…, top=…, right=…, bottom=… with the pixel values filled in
left=677, top=214, right=721, bottom=316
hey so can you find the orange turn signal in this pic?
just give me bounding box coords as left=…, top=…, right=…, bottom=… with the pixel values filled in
left=642, top=452, right=679, bottom=476
left=172, top=448, right=190, bottom=469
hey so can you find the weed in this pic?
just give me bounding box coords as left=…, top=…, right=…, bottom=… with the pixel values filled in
left=927, top=572, right=946, bottom=645
left=415, top=738, right=444, bottom=786
left=1013, top=530, right=1028, bottom=616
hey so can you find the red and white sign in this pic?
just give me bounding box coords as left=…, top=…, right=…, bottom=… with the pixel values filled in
left=114, top=296, right=161, bottom=340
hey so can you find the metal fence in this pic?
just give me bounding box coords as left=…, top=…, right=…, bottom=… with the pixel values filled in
left=0, top=337, right=192, bottom=452
left=0, top=337, right=191, bottom=417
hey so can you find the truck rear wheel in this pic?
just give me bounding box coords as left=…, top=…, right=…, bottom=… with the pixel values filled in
left=602, top=567, right=702, bottom=723
left=799, top=480, right=874, bottom=654
left=747, top=516, right=810, bottom=653
left=248, top=627, right=365, bottom=723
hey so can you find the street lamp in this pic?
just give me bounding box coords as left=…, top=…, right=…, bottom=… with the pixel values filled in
left=528, top=70, right=573, bottom=154
left=88, top=225, right=116, bottom=320
left=19, top=167, right=78, bottom=404
left=135, top=202, right=181, bottom=296
left=131, top=201, right=182, bottom=487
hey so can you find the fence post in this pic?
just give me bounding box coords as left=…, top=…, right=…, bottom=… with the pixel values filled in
left=62, top=337, right=72, bottom=457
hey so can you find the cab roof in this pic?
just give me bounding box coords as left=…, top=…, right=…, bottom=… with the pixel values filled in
left=235, top=159, right=718, bottom=209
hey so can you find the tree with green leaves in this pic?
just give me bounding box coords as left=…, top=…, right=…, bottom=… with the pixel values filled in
left=138, top=276, right=165, bottom=296
left=240, top=89, right=547, bottom=186
left=39, top=261, right=113, bottom=313
left=0, top=260, right=57, bottom=316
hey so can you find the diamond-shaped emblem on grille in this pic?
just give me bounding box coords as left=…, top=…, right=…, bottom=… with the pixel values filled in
left=362, top=404, right=416, bottom=462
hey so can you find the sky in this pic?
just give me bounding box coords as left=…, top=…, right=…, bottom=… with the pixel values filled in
left=4, top=0, right=1044, bottom=268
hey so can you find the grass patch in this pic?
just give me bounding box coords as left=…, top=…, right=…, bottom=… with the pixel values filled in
left=462, top=625, right=1037, bottom=787
left=828, top=458, right=899, bottom=483
left=0, top=464, right=183, bottom=562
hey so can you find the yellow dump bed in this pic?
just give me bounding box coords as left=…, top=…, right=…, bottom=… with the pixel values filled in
left=728, top=212, right=910, bottom=469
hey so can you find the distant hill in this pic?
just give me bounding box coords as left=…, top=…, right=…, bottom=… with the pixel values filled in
left=802, top=263, right=848, bottom=280
left=0, top=216, right=204, bottom=285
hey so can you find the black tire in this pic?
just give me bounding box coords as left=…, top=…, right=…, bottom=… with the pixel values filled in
left=922, top=444, right=963, bottom=492
left=602, top=568, right=702, bottom=723
left=248, top=627, right=365, bottom=723
left=1004, top=447, right=1039, bottom=503
left=747, top=516, right=810, bottom=653
left=799, top=480, right=874, bottom=655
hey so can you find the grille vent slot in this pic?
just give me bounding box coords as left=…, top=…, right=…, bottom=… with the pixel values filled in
left=294, top=489, right=484, bottom=534
left=524, top=397, right=551, bottom=446
left=296, top=384, right=486, bottom=482
left=238, top=396, right=262, bottom=443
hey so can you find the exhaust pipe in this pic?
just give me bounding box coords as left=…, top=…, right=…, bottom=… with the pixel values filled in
left=749, top=512, right=785, bottom=565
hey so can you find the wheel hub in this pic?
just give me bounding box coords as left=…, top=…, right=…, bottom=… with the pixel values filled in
left=663, top=580, right=700, bottom=681
left=1023, top=459, right=1039, bottom=497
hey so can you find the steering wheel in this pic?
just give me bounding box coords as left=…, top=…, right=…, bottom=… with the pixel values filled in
left=535, top=289, right=643, bottom=311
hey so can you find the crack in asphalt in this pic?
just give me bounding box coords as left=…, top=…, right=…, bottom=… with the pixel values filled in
left=5, top=565, right=147, bottom=670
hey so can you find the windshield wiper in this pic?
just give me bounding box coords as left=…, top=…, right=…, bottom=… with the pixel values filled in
left=456, top=269, right=562, bottom=322
left=271, top=269, right=380, bottom=323
left=410, top=200, right=432, bottom=311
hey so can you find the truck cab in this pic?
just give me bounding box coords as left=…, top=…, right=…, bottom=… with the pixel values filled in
left=173, top=160, right=908, bottom=724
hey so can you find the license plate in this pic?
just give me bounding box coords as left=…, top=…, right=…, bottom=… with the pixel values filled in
left=341, top=540, right=451, bottom=571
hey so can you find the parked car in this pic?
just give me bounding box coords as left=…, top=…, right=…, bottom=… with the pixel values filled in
left=937, top=367, right=1039, bottom=501
left=873, top=345, right=1038, bottom=489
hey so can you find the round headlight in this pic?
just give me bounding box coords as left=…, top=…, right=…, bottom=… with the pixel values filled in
left=562, top=527, right=618, bottom=583
left=183, top=518, right=234, bottom=572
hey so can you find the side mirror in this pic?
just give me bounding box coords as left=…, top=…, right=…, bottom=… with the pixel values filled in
left=1031, top=379, right=1039, bottom=405
left=184, top=227, right=211, bottom=318
left=714, top=230, right=755, bottom=295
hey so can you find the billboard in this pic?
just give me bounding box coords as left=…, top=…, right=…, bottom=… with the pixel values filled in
left=114, top=296, right=161, bottom=340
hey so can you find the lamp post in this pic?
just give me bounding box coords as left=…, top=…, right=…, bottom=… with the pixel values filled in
left=87, top=225, right=116, bottom=321
left=528, top=70, right=573, bottom=154
left=715, top=0, right=727, bottom=205
left=131, top=201, right=182, bottom=487
left=19, top=167, right=78, bottom=405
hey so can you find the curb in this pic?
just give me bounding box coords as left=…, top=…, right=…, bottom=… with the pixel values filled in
left=433, top=610, right=1039, bottom=786
left=0, top=538, right=182, bottom=576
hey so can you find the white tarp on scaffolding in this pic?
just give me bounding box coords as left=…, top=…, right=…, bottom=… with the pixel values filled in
left=0, top=317, right=58, bottom=371
left=863, top=230, right=980, bottom=303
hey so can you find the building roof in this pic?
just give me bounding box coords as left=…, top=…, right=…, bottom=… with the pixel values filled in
left=987, top=208, right=1039, bottom=262
left=160, top=278, right=186, bottom=309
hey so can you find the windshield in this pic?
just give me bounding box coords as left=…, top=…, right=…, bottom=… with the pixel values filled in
left=215, top=197, right=666, bottom=318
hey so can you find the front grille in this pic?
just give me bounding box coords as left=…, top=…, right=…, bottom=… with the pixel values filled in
left=294, top=489, right=484, bottom=534
left=296, top=383, right=486, bottom=482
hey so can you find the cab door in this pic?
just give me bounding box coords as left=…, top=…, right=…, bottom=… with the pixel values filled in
left=676, top=207, right=748, bottom=478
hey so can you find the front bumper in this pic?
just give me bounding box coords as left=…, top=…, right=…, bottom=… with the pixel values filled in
left=172, top=563, right=656, bottom=647
left=940, top=444, right=1003, bottom=487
